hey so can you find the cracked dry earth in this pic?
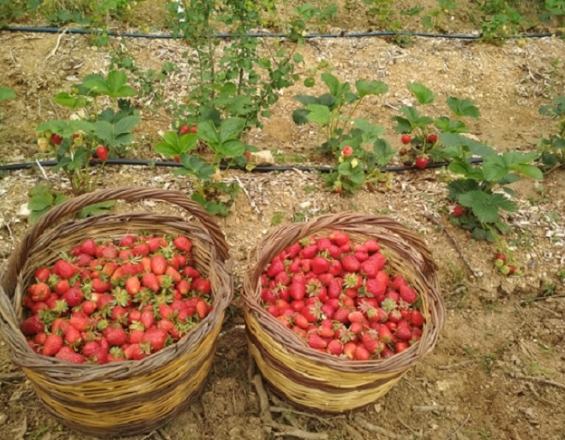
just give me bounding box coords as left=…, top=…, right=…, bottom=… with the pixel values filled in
left=0, top=30, right=564, bottom=440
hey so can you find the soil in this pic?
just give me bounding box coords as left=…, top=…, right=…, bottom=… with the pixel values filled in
left=0, top=12, right=565, bottom=440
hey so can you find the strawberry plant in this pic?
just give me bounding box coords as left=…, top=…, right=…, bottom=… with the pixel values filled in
left=36, top=70, right=139, bottom=194
left=537, top=96, right=564, bottom=172
left=292, top=72, right=395, bottom=193
left=21, top=232, right=212, bottom=364
left=393, top=82, right=481, bottom=168
left=260, top=231, right=426, bottom=359
left=440, top=133, right=543, bottom=240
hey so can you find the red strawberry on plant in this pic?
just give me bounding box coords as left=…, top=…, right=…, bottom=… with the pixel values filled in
left=50, top=133, right=63, bottom=145
left=95, top=145, right=109, bottom=161
left=452, top=204, right=465, bottom=217
left=341, top=145, right=353, bottom=157
left=426, top=133, right=438, bottom=144
left=414, top=156, right=430, bottom=170
left=401, top=134, right=412, bottom=144
left=179, top=124, right=190, bottom=135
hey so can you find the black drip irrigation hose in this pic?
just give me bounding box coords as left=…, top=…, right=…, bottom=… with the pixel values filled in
left=1, top=25, right=557, bottom=41
left=0, top=157, right=484, bottom=174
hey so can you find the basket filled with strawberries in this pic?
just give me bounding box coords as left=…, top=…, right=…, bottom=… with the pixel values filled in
left=0, top=187, right=232, bottom=436
left=243, top=213, right=444, bottom=412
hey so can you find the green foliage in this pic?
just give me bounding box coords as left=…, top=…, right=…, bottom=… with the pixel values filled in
left=441, top=135, right=543, bottom=240
left=38, top=0, right=136, bottom=26
left=538, top=96, right=565, bottom=170
left=36, top=70, right=139, bottom=194
left=293, top=72, right=393, bottom=194
left=0, top=86, right=16, bottom=102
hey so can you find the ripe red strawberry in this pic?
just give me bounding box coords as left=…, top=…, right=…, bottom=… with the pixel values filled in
left=341, top=255, right=360, bottom=272
left=132, top=243, right=150, bottom=257
left=63, top=287, right=84, bottom=307
left=177, top=279, right=190, bottom=295
left=395, top=323, right=412, bottom=341
left=54, top=279, right=70, bottom=295
left=142, top=273, right=160, bottom=292
left=50, top=133, right=63, bottom=145
left=401, top=134, right=411, bottom=144
left=147, top=237, right=166, bottom=252
left=92, top=278, right=110, bottom=293
left=165, top=266, right=182, bottom=283
left=410, top=310, right=425, bottom=327
left=414, top=156, right=430, bottom=170
left=354, top=345, right=370, bottom=360
left=124, top=343, right=146, bottom=360
left=28, top=282, right=51, bottom=302
left=64, top=325, right=82, bottom=345
left=120, top=235, right=136, bottom=247
left=21, top=315, right=44, bottom=335
left=344, top=342, right=357, bottom=359
left=426, top=133, right=438, bottom=144
left=125, top=276, right=141, bottom=296
left=327, top=339, right=343, bottom=355
left=35, top=267, right=50, bottom=282
left=111, top=306, right=128, bottom=323
left=341, top=145, right=353, bottom=157
left=140, top=310, right=155, bottom=329
left=173, top=236, right=192, bottom=253
left=363, top=239, right=380, bottom=253
left=399, top=285, right=417, bottom=304
left=395, top=342, right=409, bottom=353
left=95, top=145, right=109, bottom=161
left=150, top=255, right=167, bottom=275
left=53, top=260, right=77, bottom=279
left=69, top=311, right=90, bottom=331
left=104, top=326, right=127, bottom=346
left=307, top=333, right=327, bottom=350
left=143, top=327, right=168, bottom=352
left=42, top=334, right=63, bottom=356
left=378, top=325, right=393, bottom=344
left=56, top=346, right=85, bottom=364
left=179, top=124, right=190, bottom=135
left=452, top=204, right=465, bottom=217
left=193, top=278, right=211, bottom=295
left=80, top=239, right=97, bottom=256
left=196, top=300, right=209, bottom=319
left=348, top=311, right=365, bottom=324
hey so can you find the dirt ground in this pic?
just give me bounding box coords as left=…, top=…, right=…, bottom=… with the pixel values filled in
left=0, top=22, right=564, bottom=440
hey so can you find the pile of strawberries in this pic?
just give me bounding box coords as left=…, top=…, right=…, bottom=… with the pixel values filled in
left=20, top=233, right=212, bottom=364
left=260, top=231, right=425, bottom=360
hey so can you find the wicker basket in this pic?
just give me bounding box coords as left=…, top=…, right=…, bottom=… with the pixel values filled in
left=243, top=213, right=445, bottom=412
left=0, top=187, right=232, bottom=436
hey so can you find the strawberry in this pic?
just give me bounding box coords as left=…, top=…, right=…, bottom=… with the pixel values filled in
left=80, top=239, right=97, bottom=256
left=132, top=243, right=150, bottom=257
left=378, top=325, right=393, bottom=344
left=28, top=282, right=51, bottom=302
left=344, top=342, right=357, bottom=359
left=183, top=266, right=200, bottom=279
left=341, top=145, right=353, bottom=157
left=56, top=346, right=85, bottom=364
left=147, top=237, right=166, bottom=252
left=301, top=244, right=318, bottom=259
left=177, top=279, right=190, bottom=295
left=348, top=311, right=365, bottom=324
left=42, top=334, right=63, bottom=356
left=193, top=278, right=211, bottom=295
left=63, top=287, right=84, bottom=307
left=173, top=236, right=192, bottom=253
left=327, top=339, right=343, bottom=355
left=124, top=344, right=146, bottom=360
left=196, top=300, right=209, bottom=319
left=165, top=266, right=182, bottom=283
left=307, top=333, right=327, bottom=350
left=150, top=255, right=167, bottom=275
left=54, top=279, right=70, bottom=295
left=142, top=273, right=160, bottom=292
left=35, top=267, right=50, bottom=282
left=363, top=239, right=380, bottom=254
left=414, top=156, right=430, bottom=170
left=120, top=235, right=136, bottom=247
left=50, top=133, right=63, bottom=145
left=125, top=276, right=141, bottom=296
left=395, top=342, right=409, bottom=353
left=401, top=134, right=411, bottom=144
left=64, top=326, right=82, bottom=345
left=452, top=204, right=465, bottom=217
left=53, top=260, right=77, bottom=279
left=95, top=145, right=109, bottom=161
left=140, top=310, right=155, bottom=329
left=399, top=285, right=417, bottom=304
left=410, top=310, right=425, bottom=327
left=341, top=255, right=360, bottom=273
left=104, top=326, right=127, bottom=346
left=354, top=345, right=370, bottom=361
left=69, top=311, right=90, bottom=331
left=143, top=328, right=168, bottom=352
left=179, top=124, right=190, bottom=135
left=395, top=323, right=412, bottom=341
left=426, top=133, right=438, bottom=144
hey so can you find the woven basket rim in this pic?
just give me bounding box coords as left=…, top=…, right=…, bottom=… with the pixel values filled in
left=243, top=212, right=445, bottom=373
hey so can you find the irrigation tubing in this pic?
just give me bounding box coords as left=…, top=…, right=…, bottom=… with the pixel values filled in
left=0, top=157, right=484, bottom=174
left=1, top=25, right=556, bottom=41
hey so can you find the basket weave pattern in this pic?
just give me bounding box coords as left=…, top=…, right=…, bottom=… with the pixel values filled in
left=243, top=213, right=445, bottom=412
left=0, top=187, right=232, bottom=436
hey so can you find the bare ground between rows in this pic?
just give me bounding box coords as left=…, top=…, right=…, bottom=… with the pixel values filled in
left=0, top=33, right=564, bottom=164
left=0, top=164, right=563, bottom=440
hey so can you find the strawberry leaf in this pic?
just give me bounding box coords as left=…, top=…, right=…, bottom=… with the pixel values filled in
left=457, top=190, right=516, bottom=224
left=408, top=82, right=434, bottom=105
left=355, top=80, right=388, bottom=97
left=447, top=97, right=480, bottom=118
left=306, top=104, right=332, bottom=125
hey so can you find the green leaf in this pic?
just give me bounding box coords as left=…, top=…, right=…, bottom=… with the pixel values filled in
left=179, top=155, right=215, bottom=180
left=373, top=139, right=396, bottom=166
left=306, top=104, right=332, bottom=125
left=304, top=77, right=315, bottom=87
left=54, top=92, right=88, bottom=109
left=321, top=72, right=340, bottom=96
left=80, top=74, right=108, bottom=96
left=434, top=116, right=467, bottom=133
left=393, top=116, right=413, bottom=134
left=105, top=70, right=136, bottom=98
left=197, top=120, right=220, bottom=146
left=292, top=108, right=310, bottom=125
left=482, top=155, right=509, bottom=182
left=408, top=82, right=434, bottom=105
left=217, top=140, right=245, bottom=158
left=114, top=115, right=140, bottom=135
left=0, top=87, right=16, bottom=101
left=458, top=190, right=516, bottom=224
left=512, top=164, right=543, bottom=180
left=294, top=95, right=319, bottom=106
left=219, top=118, right=246, bottom=143
left=28, top=185, right=54, bottom=211
left=447, top=97, right=480, bottom=118
left=78, top=201, right=115, bottom=218
left=293, top=53, right=304, bottom=63
left=447, top=179, right=479, bottom=200
left=353, top=119, right=385, bottom=141
left=37, top=120, right=94, bottom=138
left=355, top=80, right=388, bottom=97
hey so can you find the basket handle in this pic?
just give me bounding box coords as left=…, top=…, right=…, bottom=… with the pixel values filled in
left=1, top=187, right=229, bottom=295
